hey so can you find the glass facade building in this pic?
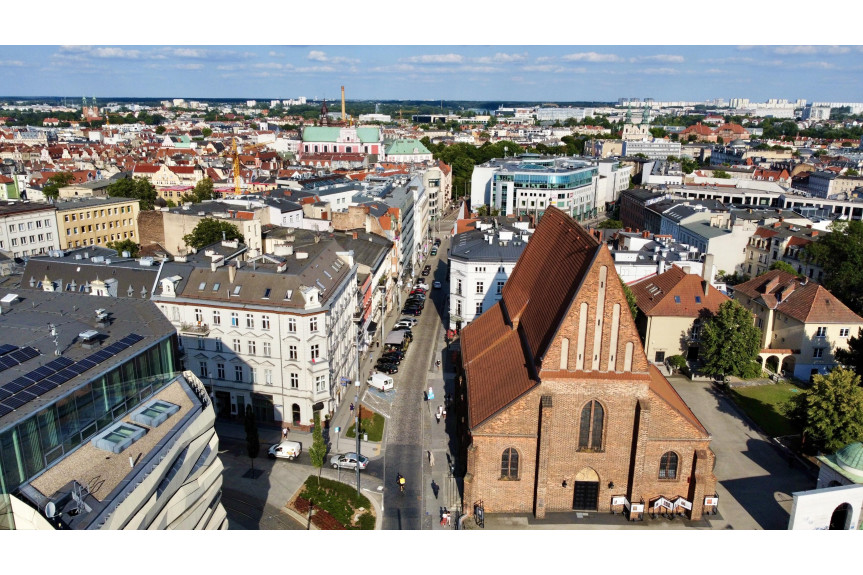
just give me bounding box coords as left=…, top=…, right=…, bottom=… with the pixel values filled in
left=0, top=337, right=177, bottom=496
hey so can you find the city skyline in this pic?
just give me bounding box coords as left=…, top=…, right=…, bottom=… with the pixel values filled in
left=1, top=45, right=862, bottom=103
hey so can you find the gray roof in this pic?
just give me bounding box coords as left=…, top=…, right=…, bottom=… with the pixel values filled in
left=450, top=225, right=532, bottom=263
left=53, top=196, right=140, bottom=211
left=679, top=220, right=731, bottom=240
left=21, top=252, right=160, bottom=299
left=0, top=289, right=175, bottom=429
left=331, top=230, right=393, bottom=272
left=0, top=201, right=56, bottom=218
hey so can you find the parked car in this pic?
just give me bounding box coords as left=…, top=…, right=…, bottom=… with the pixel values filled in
left=432, top=280, right=442, bottom=289
left=367, top=373, right=394, bottom=391
left=378, top=354, right=401, bottom=364
left=430, top=248, right=438, bottom=256
left=402, top=307, right=422, bottom=316
left=421, top=269, right=431, bottom=277
left=375, top=362, right=399, bottom=374
left=399, top=317, right=419, bottom=326
left=410, top=288, right=426, bottom=295
left=393, top=324, right=411, bottom=331
left=395, top=319, right=415, bottom=329
left=382, top=351, right=405, bottom=361
left=414, top=282, right=429, bottom=290
left=434, top=238, right=441, bottom=246
left=330, top=452, right=370, bottom=470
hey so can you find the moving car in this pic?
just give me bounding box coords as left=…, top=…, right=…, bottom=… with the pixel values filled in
left=399, top=317, right=419, bottom=326
left=394, top=319, right=414, bottom=329
left=432, top=280, right=442, bottom=289
left=414, top=282, right=429, bottom=290
left=430, top=247, right=438, bottom=256
left=422, top=267, right=431, bottom=277
left=434, top=238, right=441, bottom=246
left=268, top=440, right=303, bottom=460
left=330, top=452, right=369, bottom=470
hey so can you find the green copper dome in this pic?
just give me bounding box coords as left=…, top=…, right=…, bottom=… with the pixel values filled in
left=836, top=442, right=863, bottom=474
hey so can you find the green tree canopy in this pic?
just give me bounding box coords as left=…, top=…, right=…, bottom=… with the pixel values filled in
left=804, top=220, right=863, bottom=314
left=309, top=411, right=326, bottom=482
left=201, top=127, right=213, bottom=138
left=597, top=219, right=622, bottom=229
left=106, top=176, right=158, bottom=210
left=680, top=158, right=699, bottom=174
left=785, top=368, right=863, bottom=454
left=182, top=177, right=215, bottom=204
left=700, top=300, right=762, bottom=378
left=42, top=172, right=75, bottom=200
left=712, top=169, right=732, bottom=179
left=621, top=280, right=638, bottom=321
left=766, top=261, right=799, bottom=276
left=182, top=217, right=243, bottom=250
left=106, top=239, right=139, bottom=258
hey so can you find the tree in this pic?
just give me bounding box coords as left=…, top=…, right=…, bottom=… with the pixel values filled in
left=244, top=405, right=260, bottom=471
left=785, top=368, right=863, bottom=454
left=182, top=218, right=243, bottom=250
left=804, top=220, right=863, bottom=315
left=835, top=328, right=863, bottom=376
left=712, top=169, right=731, bottom=179
left=201, top=127, right=212, bottom=138
left=309, top=410, right=326, bottom=483
left=700, top=300, right=762, bottom=378
left=155, top=125, right=166, bottom=135
left=680, top=158, right=699, bottom=174
left=106, top=176, right=158, bottom=210
left=597, top=219, right=622, bottom=229
left=766, top=261, right=799, bottom=276
left=182, top=177, right=214, bottom=203
left=106, top=239, right=139, bottom=258
left=42, top=172, right=75, bottom=200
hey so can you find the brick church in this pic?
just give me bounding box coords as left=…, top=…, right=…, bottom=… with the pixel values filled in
left=457, top=207, right=717, bottom=520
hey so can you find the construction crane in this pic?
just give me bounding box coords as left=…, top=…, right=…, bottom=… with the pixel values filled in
left=232, top=138, right=242, bottom=195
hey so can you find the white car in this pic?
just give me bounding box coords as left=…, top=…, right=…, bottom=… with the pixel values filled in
left=330, top=452, right=369, bottom=470
left=394, top=319, right=414, bottom=329
left=432, top=281, right=442, bottom=289
left=398, top=317, right=419, bottom=327
left=414, top=282, right=429, bottom=291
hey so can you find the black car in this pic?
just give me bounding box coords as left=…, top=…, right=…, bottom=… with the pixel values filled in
left=375, top=363, right=399, bottom=374
left=377, top=355, right=400, bottom=365
left=382, top=351, right=405, bottom=361
left=434, top=238, right=441, bottom=246
left=402, top=307, right=422, bottom=316
left=421, top=269, right=431, bottom=277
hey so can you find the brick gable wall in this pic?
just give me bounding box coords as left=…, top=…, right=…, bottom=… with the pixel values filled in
left=137, top=210, right=165, bottom=248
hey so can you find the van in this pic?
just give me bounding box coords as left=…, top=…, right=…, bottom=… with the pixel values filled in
left=267, top=440, right=302, bottom=460
left=367, top=372, right=394, bottom=391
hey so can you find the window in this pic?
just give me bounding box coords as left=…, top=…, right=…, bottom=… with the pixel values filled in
left=215, top=340, right=223, bottom=352
left=659, top=452, right=679, bottom=480
left=216, top=363, right=225, bottom=380
left=249, top=368, right=257, bottom=384
left=816, top=326, right=827, bottom=337
left=196, top=336, right=205, bottom=350
left=456, top=279, right=462, bottom=295
left=199, top=362, right=209, bottom=378
left=673, top=295, right=681, bottom=304
left=246, top=313, right=254, bottom=329
left=262, top=315, right=270, bottom=330
left=289, top=345, right=297, bottom=360
left=194, top=308, right=203, bottom=323
left=655, top=351, right=665, bottom=363
left=232, top=338, right=241, bottom=352
left=497, top=280, right=505, bottom=294
left=263, top=341, right=271, bottom=357
left=456, top=300, right=462, bottom=316
left=840, top=328, right=850, bottom=338
left=475, top=302, right=482, bottom=314
left=265, top=369, right=273, bottom=385
left=578, top=400, right=604, bottom=451
left=212, top=282, right=220, bottom=291
left=247, top=341, right=256, bottom=355
left=198, top=282, right=206, bottom=290
left=476, top=282, right=484, bottom=294
left=315, top=375, right=327, bottom=392
left=234, top=365, right=243, bottom=382
left=232, top=285, right=242, bottom=296
left=310, top=344, right=320, bottom=361
left=212, top=310, right=221, bottom=325
left=500, top=448, right=519, bottom=479
left=813, top=348, right=824, bottom=358
left=263, top=288, right=271, bottom=299
left=290, top=373, right=299, bottom=389
left=231, top=312, right=239, bottom=327
left=288, top=318, right=297, bottom=333
left=310, top=316, right=318, bottom=332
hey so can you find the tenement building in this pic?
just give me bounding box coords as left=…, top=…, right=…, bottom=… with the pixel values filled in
left=0, top=289, right=226, bottom=530
left=458, top=207, right=717, bottom=520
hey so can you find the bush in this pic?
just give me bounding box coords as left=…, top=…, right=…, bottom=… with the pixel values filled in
left=667, top=355, right=687, bottom=370
left=356, top=512, right=376, bottom=530
left=740, top=361, right=765, bottom=379
left=298, top=476, right=374, bottom=530
left=346, top=407, right=385, bottom=441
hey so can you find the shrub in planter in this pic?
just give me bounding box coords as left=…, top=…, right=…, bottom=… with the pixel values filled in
left=667, top=355, right=687, bottom=372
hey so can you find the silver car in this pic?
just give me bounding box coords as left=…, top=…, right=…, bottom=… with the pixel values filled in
left=330, top=452, right=369, bottom=470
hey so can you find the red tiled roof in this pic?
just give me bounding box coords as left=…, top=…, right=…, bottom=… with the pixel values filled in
left=631, top=266, right=729, bottom=317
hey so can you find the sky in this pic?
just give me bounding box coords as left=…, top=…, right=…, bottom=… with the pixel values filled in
left=1, top=3, right=860, bottom=103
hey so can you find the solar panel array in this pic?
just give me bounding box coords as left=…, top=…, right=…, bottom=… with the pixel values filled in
left=0, top=334, right=145, bottom=419
left=0, top=347, right=40, bottom=373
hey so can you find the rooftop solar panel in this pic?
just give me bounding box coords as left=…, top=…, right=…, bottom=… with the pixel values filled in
left=0, top=404, right=12, bottom=418
left=0, top=344, right=17, bottom=356
left=0, top=389, right=12, bottom=402
left=31, top=381, right=57, bottom=395
left=1, top=395, right=30, bottom=409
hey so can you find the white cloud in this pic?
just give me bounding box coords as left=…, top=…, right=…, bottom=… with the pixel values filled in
left=0, top=60, right=24, bottom=67
left=175, top=63, right=204, bottom=70
left=772, top=45, right=850, bottom=55
left=474, top=52, right=528, bottom=64
left=399, top=53, right=464, bottom=64
left=632, top=54, right=684, bottom=63
left=369, top=64, right=416, bottom=73
left=639, top=67, right=680, bottom=75
left=306, top=50, right=358, bottom=64
left=798, top=61, right=837, bottom=69
left=560, top=52, right=623, bottom=63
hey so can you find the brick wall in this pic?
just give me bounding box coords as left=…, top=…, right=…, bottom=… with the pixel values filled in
left=137, top=210, right=165, bottom=248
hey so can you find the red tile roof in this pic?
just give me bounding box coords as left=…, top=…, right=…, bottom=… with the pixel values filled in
left=631, top=266, right=729, bottom=318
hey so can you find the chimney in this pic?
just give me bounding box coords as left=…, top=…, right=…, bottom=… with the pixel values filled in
left=352, top=231, right=358, bottom=240
left=702, top=254, right=714, bottom=296
left=810, top=230, right=819, bottom=237
left=228, top=263, right=236, bottom=284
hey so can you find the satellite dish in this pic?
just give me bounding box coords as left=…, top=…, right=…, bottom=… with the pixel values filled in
left=44, top=501, right=57, bottom=518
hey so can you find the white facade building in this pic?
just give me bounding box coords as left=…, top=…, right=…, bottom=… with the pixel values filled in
left=0, top=203, right=60, bottom=259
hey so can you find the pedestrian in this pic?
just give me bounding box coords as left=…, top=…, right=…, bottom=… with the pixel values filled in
left=428, top=450, right=435, bottom=467
left=442, top=407, right=447, bottom=420
left=350, top=402, right=354, bottom=414
left=431, top=479, right=439, bottom=499
left=435, top=405, right=442, bottom=424
left=282, top=427, right=288, bottom=440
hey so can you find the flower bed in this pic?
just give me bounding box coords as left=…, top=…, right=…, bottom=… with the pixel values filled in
left=289, top=475, right=375, bottom=530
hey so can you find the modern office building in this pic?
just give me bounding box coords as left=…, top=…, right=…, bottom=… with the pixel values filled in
left=0, top=289, right=226, bottom=530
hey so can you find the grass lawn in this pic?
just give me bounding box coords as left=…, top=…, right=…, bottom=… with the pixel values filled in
left=728, top=382, right=802, bottom=437
left=346, top=405, right=385, bottom=441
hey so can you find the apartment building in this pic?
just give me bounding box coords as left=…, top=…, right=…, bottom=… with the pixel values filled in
left=0, top=202, right=59, bottom=259
left=54, top=197, right=140, bottom=250
left=152, top=237, right=357, bottom=429
left=0, top=289, right=227, bottom=530
left=743, top=221, right=823, bottom=280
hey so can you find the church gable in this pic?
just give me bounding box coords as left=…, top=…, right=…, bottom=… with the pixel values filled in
left=542, top=245, right=648, bottom=376
left=647, top=391, right=709, bottom=440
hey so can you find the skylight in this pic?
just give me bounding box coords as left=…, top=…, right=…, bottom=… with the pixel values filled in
left=233, top=285, right=242, bottom=295
left=198, top=282, right=206, bottom=290
left=212, top=283, right=220, bottom=291
left=285, top=290, right=293, bottom=300
left=263, top=288, right=271, bottom=299
left=674, top=296, right=681, bottom=304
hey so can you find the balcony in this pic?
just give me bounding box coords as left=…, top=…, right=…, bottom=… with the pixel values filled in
left=179, top=323, right=210, bottom=336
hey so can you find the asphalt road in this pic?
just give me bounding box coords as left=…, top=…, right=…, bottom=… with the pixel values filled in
left=382, top=214, right=457, bottom=530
